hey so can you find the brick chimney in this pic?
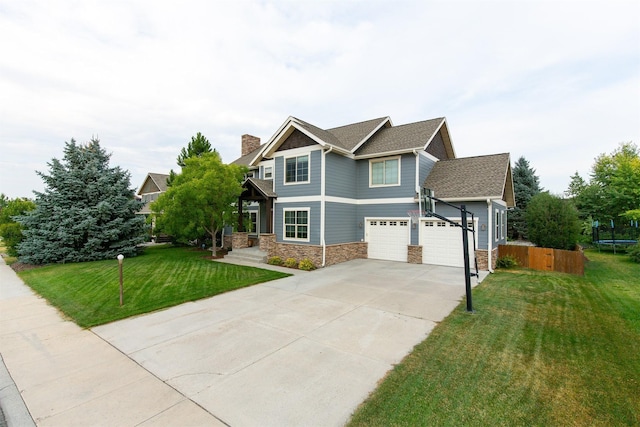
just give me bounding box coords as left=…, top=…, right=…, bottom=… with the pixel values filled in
left=241, top=134, right=261, bottom=156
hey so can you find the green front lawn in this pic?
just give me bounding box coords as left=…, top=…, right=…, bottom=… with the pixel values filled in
left=349, top=251, right=640, bottom=426
left=18, top=245, right=290, bottom=328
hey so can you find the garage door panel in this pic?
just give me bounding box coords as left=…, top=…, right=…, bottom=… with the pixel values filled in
left=420, top=218, right=476, bottom=267
left=366, top=219, right=409, bottom=262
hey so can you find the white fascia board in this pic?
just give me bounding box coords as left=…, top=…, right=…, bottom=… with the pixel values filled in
left=354, top=148, right=418, bottom=160
left=258, top=117, right=299, bottom=160
left=350, top=116, right=392, bottom=154
left=419, top=150, right=440, bottom=163
left=442, top=117, right=456, bottom=158
left=421, top=117, right=445, bottom=151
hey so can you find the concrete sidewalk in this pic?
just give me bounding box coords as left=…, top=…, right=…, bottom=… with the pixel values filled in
left=0, top=257, right=223, bottom=426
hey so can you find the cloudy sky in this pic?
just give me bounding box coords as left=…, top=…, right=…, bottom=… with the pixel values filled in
left=1, top=0, right=638, bottom=200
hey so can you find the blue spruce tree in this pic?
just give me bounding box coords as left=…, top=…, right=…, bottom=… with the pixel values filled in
left=17, top=138, right=146, bottom=264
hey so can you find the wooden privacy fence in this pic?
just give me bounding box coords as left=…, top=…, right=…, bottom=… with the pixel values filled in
left=498, top=245, right=585, bottom=276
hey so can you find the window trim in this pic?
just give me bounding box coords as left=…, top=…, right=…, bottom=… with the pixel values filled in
left=283, top=207, right=310, bottom=242
left=283, top=154, right=310, bottom=185
left=264, top=166, right=273, bottom=179
left=369, top=156, right=401, bottom=188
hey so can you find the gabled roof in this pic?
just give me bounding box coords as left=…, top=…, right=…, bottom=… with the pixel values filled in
left=327, top=117, right=391, bottom=151
left=137, top=173, right=170, bottom=195
left=237, top=115, right=454, bottom=166
left=354, top=118, right=452, bottom=158
left=422, top=153, right=515, bottom=207
left=243, top=177, right=277, bottom=198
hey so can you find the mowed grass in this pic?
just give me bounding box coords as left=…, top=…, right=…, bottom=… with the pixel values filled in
left=349, top=250, right=640, bottom=426
left=18, top=245, right=290, bottom=328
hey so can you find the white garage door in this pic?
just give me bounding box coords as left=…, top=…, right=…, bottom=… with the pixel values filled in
left=420, top=218, right=477, bottom=267
left=365, top=218, right=410, bottom=262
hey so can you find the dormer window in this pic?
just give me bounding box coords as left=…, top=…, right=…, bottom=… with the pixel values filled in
left=285, top=155, right=309, bottom=184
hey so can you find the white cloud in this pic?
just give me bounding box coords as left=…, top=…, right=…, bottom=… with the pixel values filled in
left=1, top=0, right=638, bottom=199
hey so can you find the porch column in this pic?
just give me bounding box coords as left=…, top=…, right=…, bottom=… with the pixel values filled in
left=238, top=196, right=244, bottom=232
left=266, top=197, right=273, bottom=233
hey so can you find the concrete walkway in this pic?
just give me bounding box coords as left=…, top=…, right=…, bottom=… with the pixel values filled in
left=1, top=256, right=486, bottom=426
left=0, top=257, right=223, bottom=426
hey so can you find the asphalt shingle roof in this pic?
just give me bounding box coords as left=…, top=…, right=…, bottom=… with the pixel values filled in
left=245, top=178, right=277, bottom=198
left=147, top=173, right=169, bottom=192
left=355, top=118, right=444, bottom=156
left=422, top=153, right=513, bottom=205
left=231, top=144, right=265, bottom=166
left=326, top=117, right=389, bottom=151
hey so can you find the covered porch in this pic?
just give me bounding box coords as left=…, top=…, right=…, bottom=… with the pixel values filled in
left=234, top=178, right=276, bottom=249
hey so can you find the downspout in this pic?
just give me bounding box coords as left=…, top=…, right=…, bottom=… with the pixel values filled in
left=321, top=146, right=333, bottom=267
left=413, top=150, right=421, bottom=213
left=487, top=198, right=494, bottom=273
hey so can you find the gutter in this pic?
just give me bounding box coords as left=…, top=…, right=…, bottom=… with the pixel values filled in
left=413, top=149, right=422, bottom=213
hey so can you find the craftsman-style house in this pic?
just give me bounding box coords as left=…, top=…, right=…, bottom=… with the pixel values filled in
left=230, top=116, right=514, bottom=270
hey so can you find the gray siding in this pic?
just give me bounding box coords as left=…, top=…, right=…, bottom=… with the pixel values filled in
left=419, top=155, right=437, bottom=188
left=356, top=154, right=416, bottom=199
left=435, top=201, right=488, bottom=249
left=326, top=152, right=356, bottom=199
left=274, top=201, right=321, bottom=245
left=325, top=202, right=358, bottom=244
left=274, top=149, right=322, bottom=197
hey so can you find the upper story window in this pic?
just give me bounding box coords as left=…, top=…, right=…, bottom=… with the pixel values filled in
left=370, top=157, right=400, bottom=187
left=285, top=155, right=309, bottom=184
left=264, top=166, right=273, bottom=179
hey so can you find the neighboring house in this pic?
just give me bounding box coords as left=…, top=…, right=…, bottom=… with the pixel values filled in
left=229, top=116, right=514, bottom=270
left=137, top=173, right=170, bottom=242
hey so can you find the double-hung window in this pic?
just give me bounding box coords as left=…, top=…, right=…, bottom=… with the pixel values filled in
left=284, top=209, right=309, bottom=241
left=285, top=155, right=309, bottom=184
left=370, top=157, right=400, bottom=186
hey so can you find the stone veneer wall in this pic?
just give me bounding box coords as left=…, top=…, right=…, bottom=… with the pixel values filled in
left=232, top=232, right=249, bottom=250
left=475, top=248, right=498, bottom=271
left=325, top=242, right=367, bottom=267
left=267, top=241, right=367, bottom=268
left=407, top=245, right=422, bottom=264
left=273, top=242, right=323, bottom=267
left=259, top=233, right=275, bottom=254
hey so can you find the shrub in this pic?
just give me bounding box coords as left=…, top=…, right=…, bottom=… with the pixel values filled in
left=496, top=255, right=519, bottom=269
left=628, top=244, right=640, bottom=263
left=526, top=192, right=580, bottom=250
left=267, top=256, right=283, bottom=266
left=298, top=258, right=316, bottom=271
left=283, top=257, right=298, bottom=268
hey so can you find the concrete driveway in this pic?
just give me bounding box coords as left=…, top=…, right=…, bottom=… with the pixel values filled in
left=93, top=259, right=485, bottom=426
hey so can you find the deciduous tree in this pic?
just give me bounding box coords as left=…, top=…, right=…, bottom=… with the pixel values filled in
left=0, top=197, right=35, bottom=256
left=568, top=142, right=640, bottom=224
left=151, top=151, right=246, bottom=256
left=16, top=139, right=145, bottom=264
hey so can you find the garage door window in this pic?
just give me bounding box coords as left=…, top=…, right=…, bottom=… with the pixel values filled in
left=284, top=208, right=309, bottom=241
